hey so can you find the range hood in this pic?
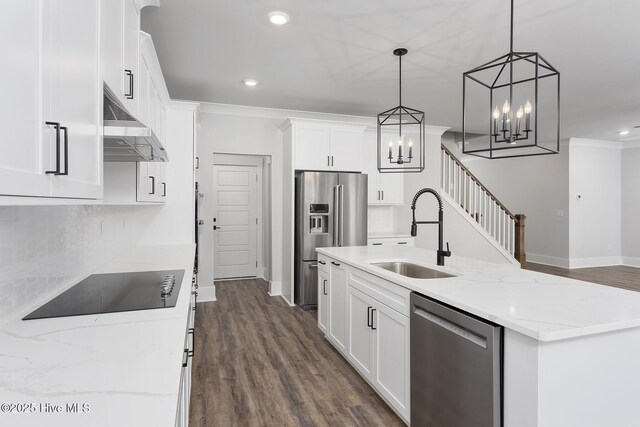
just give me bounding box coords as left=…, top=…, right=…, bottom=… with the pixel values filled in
left=103, top=84, right=168, bottom=162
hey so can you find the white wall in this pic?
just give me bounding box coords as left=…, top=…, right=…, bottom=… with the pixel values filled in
left=621, top=145, right=640, bottom=266
left=196, top=110, right=284, bottom=296
left=569, top=140, right=622, bottom=268
left=134, top=104, right=197, bottom=246
left=0, top=205, right=136, bottom=325
left=442, top=135, right=571, bottom=267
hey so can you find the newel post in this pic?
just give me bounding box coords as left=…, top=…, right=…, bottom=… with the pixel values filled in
left=514, top=214, right=526, bottom=268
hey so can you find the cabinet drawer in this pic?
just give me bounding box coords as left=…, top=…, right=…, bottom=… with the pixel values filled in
left=348, top=267, right=411, bottom=317
left=368, top=237, right=414, bottom=247
left=317, top=254, right=330, bottom=272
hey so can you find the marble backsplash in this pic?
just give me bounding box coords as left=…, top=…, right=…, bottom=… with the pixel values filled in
left=0, top=205, right=136, bottom=324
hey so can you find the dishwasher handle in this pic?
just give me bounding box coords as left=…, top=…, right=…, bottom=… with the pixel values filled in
left=413, top=306, right=487, bottom=349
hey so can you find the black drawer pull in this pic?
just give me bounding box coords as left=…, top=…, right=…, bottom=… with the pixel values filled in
left=125, top=69, right=134, bottom=99
left=182, top=348, right=188, bottom=367
left=372, top=243, right=383, bottom=246
left=318, top=260, right=326, bottom=265
left=188, top=328, right=195, bottom=357
left=323, top=279, right=327, bottom=295
left=162, top=182, right=166, bottom=197
left=149, top=175, right=155, bottom=194
left=331, top=261, right=340, bottom=266
left=397, top=241, right=407, bottom=245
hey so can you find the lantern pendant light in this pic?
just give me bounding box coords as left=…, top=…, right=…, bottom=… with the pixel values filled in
left=462, top=0, right=560, bottom=159
left=377, top=48, right=425, bottom=173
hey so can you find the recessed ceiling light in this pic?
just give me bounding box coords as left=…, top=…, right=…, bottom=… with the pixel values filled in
left=618, top=130, right=630, bottom=135
left=243, top=79, right=258, bottom=87
left=268, top=11, right=290, bottom=26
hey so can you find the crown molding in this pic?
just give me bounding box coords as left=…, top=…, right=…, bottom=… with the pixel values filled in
left=167, top=100, right=200, bottom=111
left=569, top=138, right=625, bottom=150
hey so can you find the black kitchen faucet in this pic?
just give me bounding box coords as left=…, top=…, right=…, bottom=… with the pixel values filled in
left=410, top=188, right=451, bottom=266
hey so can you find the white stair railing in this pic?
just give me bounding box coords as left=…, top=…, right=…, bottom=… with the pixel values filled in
left=441, top=145, right=524, bottom=263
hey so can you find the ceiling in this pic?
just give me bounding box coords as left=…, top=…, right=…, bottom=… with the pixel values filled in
left=142, top=0, right=640, bottom=141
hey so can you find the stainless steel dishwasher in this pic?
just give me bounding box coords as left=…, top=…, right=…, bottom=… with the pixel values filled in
left=410, top=292, right=503, bottom=427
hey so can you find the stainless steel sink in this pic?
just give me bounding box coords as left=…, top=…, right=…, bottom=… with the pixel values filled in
left=371, top=262, right=456, bottom=279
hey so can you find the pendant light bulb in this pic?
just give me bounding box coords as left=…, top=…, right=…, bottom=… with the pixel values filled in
left=524, top=100, right=532, bottom=114
left=502, top=100, right=510, bottom=114
left=516, top=106, right=524, bottom=119
left=492, top=106, right=500, bottom=119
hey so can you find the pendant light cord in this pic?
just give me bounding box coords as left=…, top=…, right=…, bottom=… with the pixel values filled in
left=399, top=52, right=402, bottom=137
left=510, top=0, right=514, bottom=53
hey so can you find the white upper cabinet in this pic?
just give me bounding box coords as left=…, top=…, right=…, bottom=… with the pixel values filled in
left=122, top=0, right=139, bottom=117
left=45, top=0, right=102, bottom=199
left=363, top=131, right=403, bottom=205
left=288, top=120, right=365, bottom=172
left=0, top=0, right=101, bottom=199
left=330, top=127, right=362, bottom=172
left=101, top=0, right=139, bottom=115
left=0, top=1, right=50, bottom=197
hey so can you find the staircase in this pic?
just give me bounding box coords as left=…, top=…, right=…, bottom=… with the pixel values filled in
left=440, top=144, right=526, bottom=266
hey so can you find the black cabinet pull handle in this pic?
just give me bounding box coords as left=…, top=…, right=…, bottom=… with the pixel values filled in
left=124, top=69, right=134, bottom=99
left=327, top=156, right=330, bottom=167
left=149, top=176, right=155, bottom=194
left=371, top=308, right=377, bottom=330
left=195, top=156, right=200, bottom=169
left=57, top=126, right=69, bottom=176
left=331, top=156, right=334, bottom=166
left=318, top=260, right=326, bottom=265
left=162, top=182, right=166, bottom=197
left=45, top=121, right=61, bottom=174
left=331, top=261, right=340, bottom=266
left=188, top=328, right=195, bottom=357
left=372, top=243, right=382, bottom=246
left=182, top=348, right=188, bottom=367
left=367, top=306, right=372, bottom=327
left=398, top=241, right=407, bottom=245
left=323, top=279, right=327, bottom=295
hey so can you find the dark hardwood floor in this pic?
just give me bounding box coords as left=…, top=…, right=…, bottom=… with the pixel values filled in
left=189, top=279, right=405, bottom=427
left=526, top=263, right=640, bottom=292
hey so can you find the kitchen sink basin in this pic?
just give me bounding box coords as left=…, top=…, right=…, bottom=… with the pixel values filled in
left=371, top=262, right=456, bottom=279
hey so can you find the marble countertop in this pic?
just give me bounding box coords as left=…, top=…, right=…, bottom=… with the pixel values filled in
left=317, top=245, right=640, bottom=342
left=0, top=244, right=196, bottom=427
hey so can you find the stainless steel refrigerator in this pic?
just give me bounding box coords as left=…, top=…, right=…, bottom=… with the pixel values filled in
left=295, top=171, right=368, bottom=307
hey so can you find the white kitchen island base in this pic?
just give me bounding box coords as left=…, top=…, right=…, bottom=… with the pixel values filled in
left=317, top=245, right=640, bottom=427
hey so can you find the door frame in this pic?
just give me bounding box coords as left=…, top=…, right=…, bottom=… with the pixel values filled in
left=212, top=154, right=265, bottom=280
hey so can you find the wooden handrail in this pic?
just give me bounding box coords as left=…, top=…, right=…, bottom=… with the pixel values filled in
left=441, top=144, right=516, bottom=220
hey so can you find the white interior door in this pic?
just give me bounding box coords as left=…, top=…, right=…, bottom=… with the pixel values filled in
left=213, top=165, right=258, bottom=279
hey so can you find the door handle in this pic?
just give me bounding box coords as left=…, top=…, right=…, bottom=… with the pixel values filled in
left=381, top=190, right=384, bottom=200
left=125, top=69, right=134, bottom=99
left=318, top=260, right=326, bottom=265
left=188, top=328, right=195, bottom=357
left=162, top=182, right=166, bottom=197
left=367, top=306, right=373, bottom=327
left=339, top=185, right=344, bottom=246
left=149, top=175, right=155, bottom=194
left=195, top=156, right=200, bottom=169
left=323, top=279, right=327, bottom=295
left=327, top=156, right=330, bottom=167
left=45, top=121, right=61, bottom=174
left=331, top=156, right=334, bottom=167
left=331, top=261, right=340, bottom=266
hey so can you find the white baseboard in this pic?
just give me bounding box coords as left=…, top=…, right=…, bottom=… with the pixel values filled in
left=197, top=284, right=216, bottom=302
left=268, top=281, right=282, bottom=296
left=569, top=256, right=622, bottom=269
left=527, top=253, right=570, bottom=268
left=621, top=257, right=640, bottom=268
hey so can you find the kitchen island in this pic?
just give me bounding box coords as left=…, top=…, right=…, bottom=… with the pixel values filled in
left=317, top=245, right=640, bottom=427
left=0, top=244, right=196, bottom=427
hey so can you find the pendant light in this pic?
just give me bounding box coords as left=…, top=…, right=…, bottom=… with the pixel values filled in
left=462, top=0, right=560, bottom=159
left=377, top=48, right=425, bottom=173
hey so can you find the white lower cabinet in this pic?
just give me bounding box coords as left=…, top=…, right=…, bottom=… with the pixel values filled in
left=318, top=268, right=329, bottom=334
left=372, top=300, right=410, bottom=421
left=327, top=260, right=348, bottom=354
left=175, top=274, right=197, bottom=427
left=347, top=286, right=375, bottom=380
left=318, top=256, right=410, bottom=423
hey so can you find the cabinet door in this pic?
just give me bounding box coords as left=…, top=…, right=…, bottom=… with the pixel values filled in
left=378, top=173, right=404, bottom=205
left=294, top=124, right=331, bottom=171
left=327, top=261, right=348, bottom=354
left=100, top=0, right=123, bottom=99
left=137, top=162, right=158, bottom=202
left=347, top=286, right=375, bottom=381
left=47, top=0, right=102, bottom=199
left=158, top=163, right=167, bottom=202
left=137, top=53, right=150, bottom=127
left=373, top=302, right=410, bottom=421
left=148, top=81, right=157, bottom=134
left=122, top=0, right=139, bottom=116
left=330, top=127, right=362, bottom=172
left=0, top=0, right=51, bottom=197
left=361, top=132, right=381, bottom=204
left=317, top=269, right=329, bottom=334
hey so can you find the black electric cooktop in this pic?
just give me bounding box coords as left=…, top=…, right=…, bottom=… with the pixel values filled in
left=23, top=269, right=185, bottom=320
